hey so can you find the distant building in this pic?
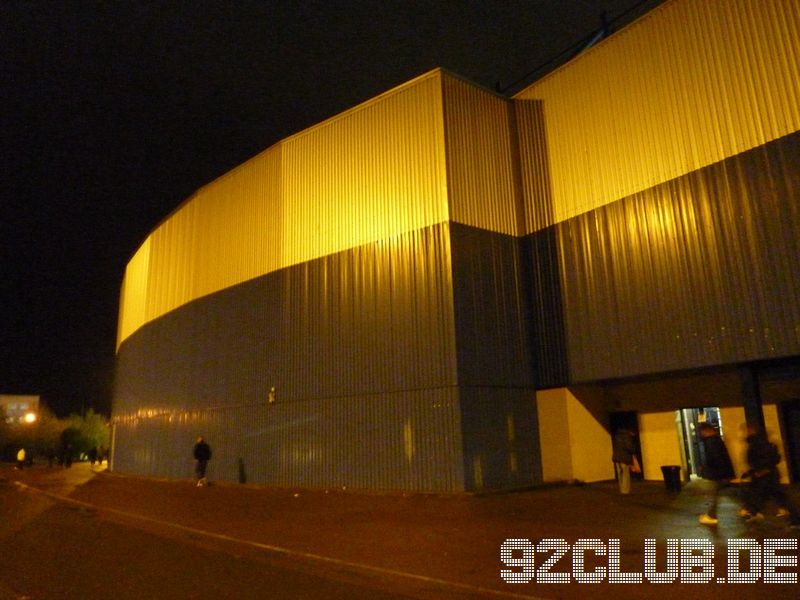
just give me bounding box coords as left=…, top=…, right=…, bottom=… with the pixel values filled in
left=0, top=394, right=40, bottom=424
left=113, top=0, right=800, bottom=491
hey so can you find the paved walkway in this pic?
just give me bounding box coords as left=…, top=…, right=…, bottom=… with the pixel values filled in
left=2, top=463, right=800, bottom=598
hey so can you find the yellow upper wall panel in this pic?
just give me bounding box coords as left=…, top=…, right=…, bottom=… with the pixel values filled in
left=117, top=238, right=151, bottom=346
left=188, top=148, right=283, bottom=301
left=280, top=72, right=448, bottom=266
left=442, top=75, right=523, bottom=236
left=514, top=0, right=800, bottom=228
left=118, top=71, right=450, bottom=348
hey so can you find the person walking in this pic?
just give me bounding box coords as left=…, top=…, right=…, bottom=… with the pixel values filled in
left=612, top=428, right=640, bottom=494
left=193, top=436, right=212, bottom=487
left=697, top=422, right=736, bottom=526
left=740, top=424, right=800, bottom=526
left=16, top=448, right=26, bottom=470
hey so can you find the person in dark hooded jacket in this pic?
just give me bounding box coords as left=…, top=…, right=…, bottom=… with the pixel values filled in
left=741, top=424, right=800, bottom=525
left=697, top=422, right=735, bottom=526
left=193, top=436, right=212, bottom=487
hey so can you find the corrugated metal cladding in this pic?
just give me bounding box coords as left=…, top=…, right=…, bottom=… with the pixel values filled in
left=114, top=224, right=477, bottom=490
left=449, top=223, right=535, bottom=388
left=116, top=238, right=151, bottom=345
left=111, top=388, right=464, bottom=492
left=547, top=130, right=800, bottom=384
left=524, top=228, right=569, bottom=388
left=117, top=70, right=450, bottom=349
left=513, top=100, right=554, bottom=232
left=514, top=0, right=800, bottom=227
left=280, top=71, right=448, bottom=266
left=114, top=220, right=545, bottom=491
left=441, top=75, right=523, bottom=236
left=114, top=224, right=457, bottom=416
left=459, top=387, right=541, bottom=490
left=117, top=145, right=282, bottom=347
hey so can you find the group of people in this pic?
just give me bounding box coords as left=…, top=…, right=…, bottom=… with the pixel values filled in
left=16, top=446, right=73, bottom=469
left=612, top=422, right=800, bottom=527
left=697, top=421, right=799, bottom=526
left=196, top=426, right=796, bottom=526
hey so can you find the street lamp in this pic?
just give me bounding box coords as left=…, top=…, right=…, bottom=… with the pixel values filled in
left=23, top=412, right=37, bottom=424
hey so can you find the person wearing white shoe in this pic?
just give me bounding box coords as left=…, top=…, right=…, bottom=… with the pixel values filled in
left=612, top=428, right=640, bottom=495
left=742, top=424, right=800, bottom=526
left=697, top=422, right=735, bottom=526
left=193, top=436, right=212, bottom=487
left=698, top=514, right=718, bottom=526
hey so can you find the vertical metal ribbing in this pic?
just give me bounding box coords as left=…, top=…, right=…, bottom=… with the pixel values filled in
left=554, top=132, right=800, bottom=383
left=117, top=71, right=449, bottom=349
left=441, top=74, right=521, bottom=236
left=514, top=0, right=800, bottom=226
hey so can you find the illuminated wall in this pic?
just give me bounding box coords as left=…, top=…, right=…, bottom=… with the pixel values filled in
left=114, top=71, right=539, bottom=491
left=517, top=0, right=800, bottom=385
left=118, top=72, right=449, bottom=347
left=521, top=0, right=800, bottom=483
left=637, top=412, right=683, bottom=482
left=514, top=0, right=800, bottom=227
left=115, top=0, right=800, bottom=491
left=535, top=388, right=613, bottom=484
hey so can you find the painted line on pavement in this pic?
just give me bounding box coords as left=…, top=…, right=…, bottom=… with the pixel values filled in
left=13, top=481, right=544, bottom=600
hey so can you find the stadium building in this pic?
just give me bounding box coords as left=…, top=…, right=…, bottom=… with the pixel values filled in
left=112, top=0, right=800, bottom=491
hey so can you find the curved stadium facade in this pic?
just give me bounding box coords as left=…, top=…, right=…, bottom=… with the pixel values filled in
left=113, top=0, right=800, bottom=491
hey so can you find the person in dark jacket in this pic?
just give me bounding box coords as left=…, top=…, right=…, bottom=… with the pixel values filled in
left=740, top=424, right=800, bottom=525
left=193, top=436, right=212, bottom=487
left=612, top=428, right=640, bottom=494
left=697, top=422, right=735, bottom=526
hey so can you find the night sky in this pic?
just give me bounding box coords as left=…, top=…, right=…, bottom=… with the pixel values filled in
left=1, top=1, right=662, bottom=417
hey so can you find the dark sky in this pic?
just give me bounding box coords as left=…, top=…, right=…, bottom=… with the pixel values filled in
left=1, top=0, right=662, bottom=417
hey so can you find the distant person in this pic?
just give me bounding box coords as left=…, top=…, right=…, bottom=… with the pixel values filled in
left=193, top=436, right=212, bottom=487
left=88, top=447, right=98, bottom=465
left=612, top=428, right=640, bottom=494
left=740, top=424, right=800, bottom=526
left=64, top=443, right=73, bottom=468
left=697, top=422, right=736, bottom=526
left=16, top=448, right=26, bottom=470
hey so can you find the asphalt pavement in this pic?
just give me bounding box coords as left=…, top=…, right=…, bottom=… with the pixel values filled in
left=2, top=463, right=800, bottom=599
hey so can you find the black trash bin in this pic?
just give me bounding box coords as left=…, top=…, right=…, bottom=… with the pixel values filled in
left=661, top=465, right=682, bottom=492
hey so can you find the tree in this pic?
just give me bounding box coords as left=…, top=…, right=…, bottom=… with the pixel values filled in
left=65, top=409, right=110, bottom=457
left=0, top=405, right=109, bottom=463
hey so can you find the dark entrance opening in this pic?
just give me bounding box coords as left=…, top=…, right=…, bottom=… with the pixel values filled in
left=677, top=407, right=723, bottom=478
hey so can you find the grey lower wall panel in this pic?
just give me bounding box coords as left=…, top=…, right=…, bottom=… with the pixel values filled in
left=112, top=387, right=466, bottom=492
left=523, top=227, right=569, bottom=388
left=450, top=223, right=536, bottom=388
left=458, top=386, right=541, bottom=491
left=112, top=220, right=551, bottom=492
left=529, top=130, right=800, bottom=385
left=114, top=223, right=457, bottom=417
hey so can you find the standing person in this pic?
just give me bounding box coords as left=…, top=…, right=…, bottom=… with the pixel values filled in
left=697, top=422, right=736, bottom=526
left=16, top=448, right=26, bottom=470
left=193, top=436, right=212, bottom=487
left=612, top=428, right=640, bottom=494
left=64, top=443, right=73, bottom=468
left=740, top=424, right=800, bottom=525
